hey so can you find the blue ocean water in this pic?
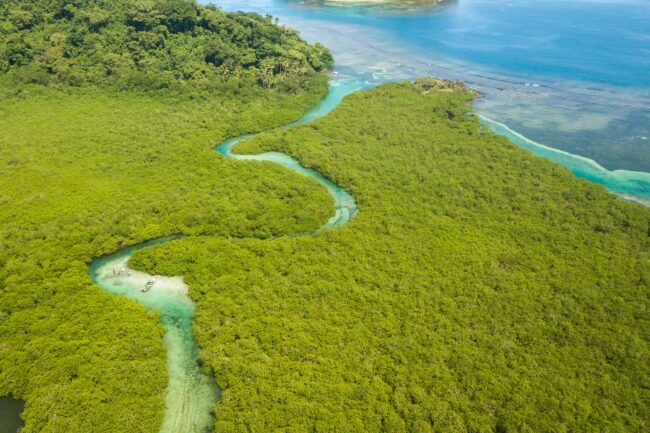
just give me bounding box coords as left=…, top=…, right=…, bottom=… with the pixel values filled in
left=207, top=0, right=650, bottom=203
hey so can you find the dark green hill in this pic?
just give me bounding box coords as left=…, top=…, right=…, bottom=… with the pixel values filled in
left=0, top=0, right=332, bottom=92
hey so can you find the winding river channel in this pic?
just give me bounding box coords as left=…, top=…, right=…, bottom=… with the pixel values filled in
left=5, top=2, right=649, bottom=432
left=87, top=71, right=650, bottom=432
left=88, top=80, right=362, bottom=433
left=215, top=0, right=650, bottom=206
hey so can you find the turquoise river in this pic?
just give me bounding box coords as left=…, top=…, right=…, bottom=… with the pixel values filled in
left=52, top=1, right=650, bottom=432
left=213, top=0, right=650, bottom=206
left=87, top=80, right=361, bottom=433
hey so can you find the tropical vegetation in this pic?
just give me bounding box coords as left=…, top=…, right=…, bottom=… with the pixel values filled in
left=0, top=0, right=648, bottom=432
left=0, top=0, right=331, bottom=432
left=135, top=82, right=650, bottom=433
left=0, top=0, right=332, bottom=92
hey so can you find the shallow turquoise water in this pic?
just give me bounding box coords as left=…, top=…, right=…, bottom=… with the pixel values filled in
left=89, top=237, right=218, bottom=433
left=216, top=79, right=364, bottom=226
left=88, top=83, right=359, bottom=433
left=209, top=0, right=650, bottom=204
left=481, top=117, right=650, bottom=206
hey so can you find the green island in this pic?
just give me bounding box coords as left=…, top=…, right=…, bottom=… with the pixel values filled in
left=1, top=1, right=649, bottom=433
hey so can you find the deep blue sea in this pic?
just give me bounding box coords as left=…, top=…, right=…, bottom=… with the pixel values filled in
left=208, top=0, right=650, bottom=204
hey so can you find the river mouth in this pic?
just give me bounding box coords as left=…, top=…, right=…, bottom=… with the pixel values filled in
left=87, top=80, right=361, bottom=433
left=0, top=397, right=24, bottom=433
left=213, top=0, right=650, bottom=204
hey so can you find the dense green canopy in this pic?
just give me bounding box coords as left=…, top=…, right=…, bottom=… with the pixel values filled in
left=1, top=0, right=648, bottom=432
left=0, top=0, right=332, bottom=91
left=0, top=1, right=332, bottom=432
left=134, top=83, right=650, bottom=432
left=0, top=82, right=331, bottom=433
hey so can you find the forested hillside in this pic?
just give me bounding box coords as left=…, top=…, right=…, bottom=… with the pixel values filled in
left=133, top=83, right=650, bottom=432
left=0, top=0, right=332, bottom=91
left=0, top=1, right=332, bottom=432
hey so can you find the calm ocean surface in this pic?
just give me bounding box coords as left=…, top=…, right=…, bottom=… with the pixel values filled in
left=208, top=0, right=650, bottom=202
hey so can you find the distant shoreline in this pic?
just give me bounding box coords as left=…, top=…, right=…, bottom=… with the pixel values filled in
left=322, top=0, right=445, bottom=5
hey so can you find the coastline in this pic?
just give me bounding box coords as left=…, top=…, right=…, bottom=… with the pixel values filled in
left=480, top=115, right=650, bottom=207
left=318, top=0, right=446, bottom=4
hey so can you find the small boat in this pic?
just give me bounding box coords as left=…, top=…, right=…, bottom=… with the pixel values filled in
left=142, top=277, right=157, bottom=293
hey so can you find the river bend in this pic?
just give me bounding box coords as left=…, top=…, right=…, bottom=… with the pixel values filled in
left=88, top=80, right=363, bottom=433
